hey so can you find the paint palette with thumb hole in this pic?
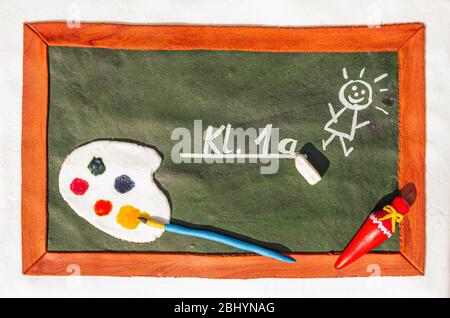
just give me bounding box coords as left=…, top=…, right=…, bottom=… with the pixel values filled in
left=59, top=139, right=296, bottom=263
left=59, top=140, right=171, bottom=243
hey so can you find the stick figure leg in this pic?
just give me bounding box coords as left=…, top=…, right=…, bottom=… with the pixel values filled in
left=339, top=136, right=354, bottom=157
left=322, top=134, right=336, bottom=150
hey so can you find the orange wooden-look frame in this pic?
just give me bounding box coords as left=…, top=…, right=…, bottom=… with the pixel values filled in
left=22, top=22, right=425, bottom=278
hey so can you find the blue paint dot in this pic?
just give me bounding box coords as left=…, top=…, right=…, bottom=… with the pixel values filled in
left=114, top=175, right=135, bottom=194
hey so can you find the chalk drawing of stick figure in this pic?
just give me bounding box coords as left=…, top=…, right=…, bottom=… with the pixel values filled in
left=322, top=67, right=389, bottom=157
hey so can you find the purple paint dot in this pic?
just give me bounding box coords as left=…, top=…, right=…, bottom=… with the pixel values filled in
left=114, top=175, right=135, bottom=194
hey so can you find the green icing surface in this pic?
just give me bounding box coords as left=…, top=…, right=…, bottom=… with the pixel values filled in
left=47, top=47, right=399, bottom=253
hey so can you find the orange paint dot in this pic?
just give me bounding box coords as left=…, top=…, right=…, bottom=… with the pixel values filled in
left=94, top=200, right=113, bottom=216
left=116, top=205, right=149, bottom=230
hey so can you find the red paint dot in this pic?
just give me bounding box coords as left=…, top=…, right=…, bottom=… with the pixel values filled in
left=70, top=178, right=89, bottom=195
left=94, top=200, right=113, bottom=216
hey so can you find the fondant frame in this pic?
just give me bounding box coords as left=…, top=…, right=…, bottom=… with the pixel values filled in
left=22, top=23, right=425, bottom=278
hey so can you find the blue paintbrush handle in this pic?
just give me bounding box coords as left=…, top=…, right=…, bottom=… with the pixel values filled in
left=165, top=224, right=295, bottom=263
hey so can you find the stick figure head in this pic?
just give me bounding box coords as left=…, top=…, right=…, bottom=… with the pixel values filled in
left=339, top=80, right=373, bottom=110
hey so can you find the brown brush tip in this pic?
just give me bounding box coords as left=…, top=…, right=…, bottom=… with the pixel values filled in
left=138, top=217, right=148, bottom=224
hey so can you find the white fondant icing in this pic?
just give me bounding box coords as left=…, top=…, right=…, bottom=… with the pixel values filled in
left=58, top=140, right=171, bottom=243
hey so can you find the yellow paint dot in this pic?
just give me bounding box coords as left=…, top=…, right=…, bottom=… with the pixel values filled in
left=116, top=205, right=149, bottom=230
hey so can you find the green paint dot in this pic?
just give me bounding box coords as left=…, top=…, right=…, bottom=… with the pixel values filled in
left=88, top=157, right=106, bottom=176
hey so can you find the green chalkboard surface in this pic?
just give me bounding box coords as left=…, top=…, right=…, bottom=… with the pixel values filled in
left=47, top=47, right=399, bottom=253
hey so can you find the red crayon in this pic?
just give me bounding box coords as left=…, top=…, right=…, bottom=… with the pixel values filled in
left=335, top=196, right=411, bottom=270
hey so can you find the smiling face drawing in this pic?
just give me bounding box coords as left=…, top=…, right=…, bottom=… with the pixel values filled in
left=339, top=80, right=373, bottom=110
left=322, top=67, right=391, bottom=157
left=59, top=140, right=171, bottom=243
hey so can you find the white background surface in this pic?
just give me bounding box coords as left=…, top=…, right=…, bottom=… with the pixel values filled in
left=0, top=0, right=449, bottom=298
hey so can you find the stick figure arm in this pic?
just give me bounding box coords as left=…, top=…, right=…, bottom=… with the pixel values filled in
left=328, top=103, right=339, bottom=122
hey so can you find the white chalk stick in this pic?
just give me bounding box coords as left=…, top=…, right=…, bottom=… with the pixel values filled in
left=294, top=154, right=322, bottom=185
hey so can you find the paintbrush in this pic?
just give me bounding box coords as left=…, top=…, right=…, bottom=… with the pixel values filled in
left=138, top=216, right=296, bottom=263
